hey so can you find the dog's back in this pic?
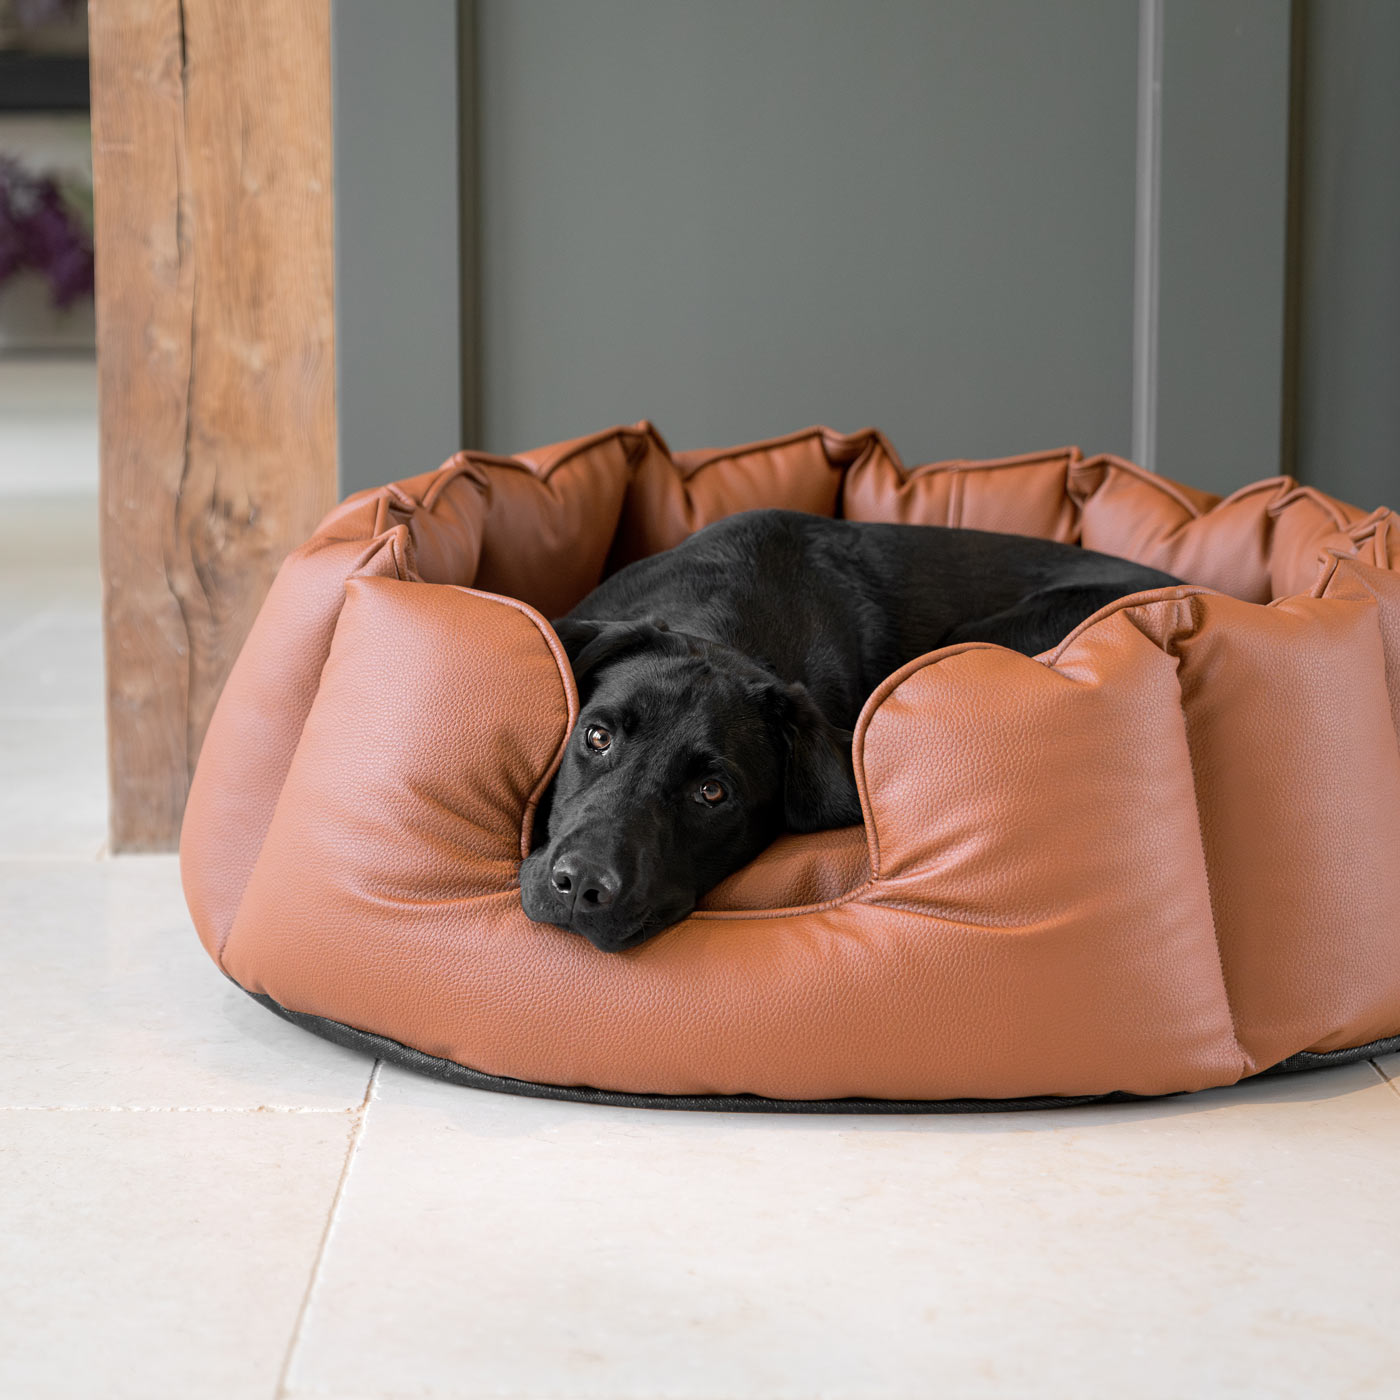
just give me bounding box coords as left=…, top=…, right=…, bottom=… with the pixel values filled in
left=530, top=512, right=1181, bottom=946
left=566, top=510, right=1179, bottom=729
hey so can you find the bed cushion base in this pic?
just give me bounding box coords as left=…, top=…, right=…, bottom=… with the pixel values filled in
left=246, top=988, right=1400, bottom=1115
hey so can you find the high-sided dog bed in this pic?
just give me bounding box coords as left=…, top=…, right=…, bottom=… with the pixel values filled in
left=180, top=424, right=1400, bottom=1111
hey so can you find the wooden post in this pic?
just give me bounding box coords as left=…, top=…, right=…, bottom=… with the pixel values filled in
left=90, top=0, right=337, bottom=851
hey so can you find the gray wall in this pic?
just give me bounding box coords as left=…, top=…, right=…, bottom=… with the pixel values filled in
left=1291, top=0, right=1400, bottom=509
left=477, top=0, right=1139, bottom=467
left=1154, top=0, right=1291, bottom=491
left=332, top=2, right=465, bottom=496
left=330, top=0, right=1400, bottom=511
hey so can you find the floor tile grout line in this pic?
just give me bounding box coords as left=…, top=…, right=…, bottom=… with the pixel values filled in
left=1369, top=1058, right=1400, bottom=1099
left=0, top=849, right=110, bottom=864
left=0, top=1104, right=366, bottom=1115
left=0, top=706, right=107, bottom=717
left=275, top=1059, right=381, bottom=1400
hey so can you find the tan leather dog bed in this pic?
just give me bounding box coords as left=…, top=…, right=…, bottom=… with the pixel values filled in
left=180, top=424, right=1400, bottom=1111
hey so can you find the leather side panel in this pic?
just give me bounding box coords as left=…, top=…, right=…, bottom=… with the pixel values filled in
left=185, top=422, right=1400, bottom=1104
left=222, top=577, right=576, bottom=1009
left=216, top=574, right=1227, bottom=1102
left=244, top=991, right=1400, bottom=1112
left=1073, top=462, right=1369, bottom=603
left=471, top=434, right=636, bottom=618
left=842, top=445, right=1082, bottom=540
left=854, top=611, right=1242, bottom=1097
left=1128, top=590, right=1400, bottom=1061
left=1320, top=555, right=1400, bottom=742
left=179, top=530, right=408, bottom=963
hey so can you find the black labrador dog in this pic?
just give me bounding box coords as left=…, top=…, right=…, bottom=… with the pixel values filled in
left=519, top=509, right=1178, bottom=951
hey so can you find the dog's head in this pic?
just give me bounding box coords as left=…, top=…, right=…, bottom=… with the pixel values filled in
left=519, top=618, right=862, bottom=952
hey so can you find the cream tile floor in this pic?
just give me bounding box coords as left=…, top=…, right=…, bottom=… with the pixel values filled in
left=3, top=492, right=1399, bottom=1399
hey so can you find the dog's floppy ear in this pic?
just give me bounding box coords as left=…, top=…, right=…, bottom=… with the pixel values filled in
left=770, top=682, right=862, bottom=832
left=550, top=617, right=669, bottom=682
left=551, top=617, right=606, bottom=665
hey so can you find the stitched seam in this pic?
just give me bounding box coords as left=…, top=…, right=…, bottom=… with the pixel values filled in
left=1071, top=461, right=1368, bottom=590
left=1076, top=452, right=1215, bottom=519
left=523, top=423, right=655, bottom=482
left=1042, top=583, right=1218, bottom=666
left=418, top=454, right=490, bottom=511
left=848, top=893, right=1074, bottom=935
left=894, top=445, right=1079, bottom=484
left=690, top=879, right=877, bottom=923
left=1184, top=769, right=1252, bottom=1077
left=1265, top=480, right=1353, bottom=528
left=676, top=423, right=873, bottom=479
left=1156, top=595, right=1252, bottom=1076
left=1315, top=561, right=1400, bottom=760
left=447, top=587, right=580, bottom=860
left=424, top=424, right=655, bottom=490
left=834, top=433, right=890, bottom=517
left=354, top=884, right=522, bottom=914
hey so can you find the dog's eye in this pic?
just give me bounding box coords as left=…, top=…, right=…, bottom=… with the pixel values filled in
left=699, top=779, right=727, bottom=805
left=584, top=724, right=612, bottom=753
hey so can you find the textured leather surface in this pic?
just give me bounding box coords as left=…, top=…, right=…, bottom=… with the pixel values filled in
left=246, top=989, right=1400, bottom=1114
left=696, top=826, right=870, bottom=913
left=181, top=422, right=1400, bottom=1103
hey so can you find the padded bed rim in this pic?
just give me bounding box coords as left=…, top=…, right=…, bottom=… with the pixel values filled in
left=244, top=988, right=1400, bottom=1115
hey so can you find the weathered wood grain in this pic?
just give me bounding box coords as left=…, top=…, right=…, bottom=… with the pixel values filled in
left=91, top=0, right=336, bottom=851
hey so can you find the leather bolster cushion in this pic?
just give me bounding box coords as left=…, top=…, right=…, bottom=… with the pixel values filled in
left=179, top=423, right=1400, bottom=1104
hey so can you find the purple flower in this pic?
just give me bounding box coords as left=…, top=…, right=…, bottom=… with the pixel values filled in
left=12, top=0, right=84, bottom=31
left=0, top=157, right=95, bottom=309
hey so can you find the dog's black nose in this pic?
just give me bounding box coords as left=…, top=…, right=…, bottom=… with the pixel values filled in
left=550, top=856, right=617, bottom=912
